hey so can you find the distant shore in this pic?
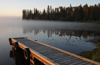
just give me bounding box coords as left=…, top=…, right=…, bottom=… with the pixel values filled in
left=22, top=3, right=100, bottom=23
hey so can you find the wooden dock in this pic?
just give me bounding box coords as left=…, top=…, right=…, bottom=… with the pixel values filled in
left=9, top=37, right=100, bottom=65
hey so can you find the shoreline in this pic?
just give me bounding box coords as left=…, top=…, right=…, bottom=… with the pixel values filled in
left=23, top=19, right=100, bottom=23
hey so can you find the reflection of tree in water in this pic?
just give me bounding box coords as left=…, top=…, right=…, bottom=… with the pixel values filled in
left=23, top=27, right=100, bottom=39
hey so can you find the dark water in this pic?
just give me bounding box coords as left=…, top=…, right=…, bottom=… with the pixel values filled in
left=0, top=17, right=100, bottom=65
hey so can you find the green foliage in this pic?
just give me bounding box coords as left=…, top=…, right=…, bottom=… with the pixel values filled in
left=92, top=51, right=100, bottom=62
left=79, top=51, right=93, bottom=59
left=79, top=41, right=100, bottom=62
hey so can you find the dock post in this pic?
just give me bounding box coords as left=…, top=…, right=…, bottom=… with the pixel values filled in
left=9, top=38, right=12, bottom=45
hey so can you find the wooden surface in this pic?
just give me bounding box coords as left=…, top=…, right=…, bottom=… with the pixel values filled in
left=11, top=37, right=100, bottom=65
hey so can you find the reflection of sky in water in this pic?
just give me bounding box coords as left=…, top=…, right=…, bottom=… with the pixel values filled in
left=0, top=17, right=100, bottom=64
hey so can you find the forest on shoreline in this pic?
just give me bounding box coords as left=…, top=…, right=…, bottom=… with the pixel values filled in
left=22, top=3, right=100, bottom=22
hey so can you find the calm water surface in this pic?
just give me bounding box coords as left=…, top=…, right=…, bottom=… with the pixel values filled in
left=0, top=17, right=100, bottom=65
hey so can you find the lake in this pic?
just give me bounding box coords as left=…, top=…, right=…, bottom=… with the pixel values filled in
left=0, top=17, right=100, bottom=65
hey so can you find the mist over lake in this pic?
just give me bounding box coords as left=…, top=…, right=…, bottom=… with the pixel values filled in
left=0, top=17, right=100, bottom=65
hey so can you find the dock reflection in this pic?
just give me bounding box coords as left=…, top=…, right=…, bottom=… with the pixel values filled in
left=10, top=46, right=44, bottom=65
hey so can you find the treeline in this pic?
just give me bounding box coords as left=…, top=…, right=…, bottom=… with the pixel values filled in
left=22, top=3, right=100, bottom=22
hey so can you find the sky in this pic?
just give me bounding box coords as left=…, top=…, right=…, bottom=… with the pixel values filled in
left=0, top=0, right=100, bottom=17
